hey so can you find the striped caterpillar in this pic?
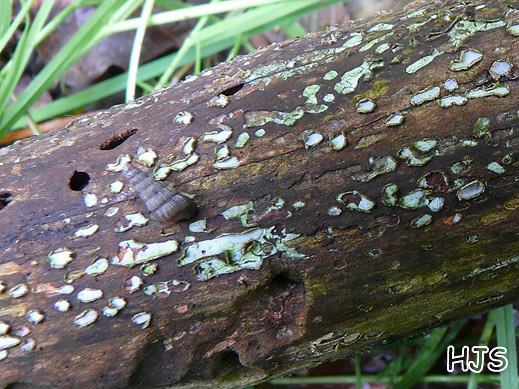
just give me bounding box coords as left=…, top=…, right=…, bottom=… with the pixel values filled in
left=122, top=164, right=197, bottom=223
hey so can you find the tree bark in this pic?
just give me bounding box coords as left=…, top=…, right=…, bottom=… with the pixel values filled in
left=1, top=0, right=518, bottom=387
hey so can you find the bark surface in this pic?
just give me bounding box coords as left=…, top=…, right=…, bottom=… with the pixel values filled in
left=1, top=0, right=519, bottom=387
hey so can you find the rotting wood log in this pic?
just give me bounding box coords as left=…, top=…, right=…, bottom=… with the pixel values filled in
left=1, top=0, right=519, bottom=387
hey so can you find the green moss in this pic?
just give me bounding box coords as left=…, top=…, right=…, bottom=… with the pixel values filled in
left=305, top=278, right=331, bottom=296
left=354, top=78, right=390, bottom=104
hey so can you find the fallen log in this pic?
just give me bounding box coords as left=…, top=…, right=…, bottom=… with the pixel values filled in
left=0, top=0, right=518, bottom=387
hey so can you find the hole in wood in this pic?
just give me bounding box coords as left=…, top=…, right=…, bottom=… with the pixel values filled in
left=0, top=192, right=12, bottom=210
left=99, top=128, right=137, bottom=150
left=221, top=83, right=244, bottom=96
left=211, top=349, right=248, bottom=377
left=69, top=171, right=90, bottom=191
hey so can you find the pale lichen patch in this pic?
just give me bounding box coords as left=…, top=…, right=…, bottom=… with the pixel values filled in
left=73, top=309, right=98, bottom=327
left=304, top=131, right=324, bottom=149
left=102, top=297, right=126, bottom=317
left=189, top=219, right=207, bottom=233
left=125, top=276, right=143, bottom=293
left=132, top=312, right=151, bottom=329
left=449, top=20, right=506, bottom=47
left=0, top=336, right=21, bottom=350
left=77, top=288, right=103, bottom=303
left=180, top=228, right=304, bottom=280
left=222, top=201, right=255, bottom=227
left=398, top=147, right=433, bottom=167
left=327, top=206, right=342, bottom=216
left=405, top=49, right=442, bottom=74
left=20, top=338, right=36, bottom=352
left=356, top=99, right=376, bottom=113
left=85, top=258, right=109, bottom=276
left=382, top=183, right=398, bottom=206
left=466, top=84, right=510, bottom=99
left=411, top=86, right=440, bottom=106
left=323, top=93, right=335, bottom=103
left=7, top=283, right=27, bottom=298
left=375, top=42, right=390, bottom=54
left=337, top=191, right=375, bottom=212
left=111, top=239, right=179, bottom=267
left=385, top=112, right=405, bottom=127
left=303, top=85, right=321, bottom=105
left=106, top=154, right=131, bottom=172
left=369, top=23, right=394, bottom=32
left=74, top=224, right=99, bottom=239
left=213, top=156, right=240, bottom=170
left=323, top=70, right=338, bottom=80
left=174, top=111, right=193, bottom=125
left=0, top=322, right=9, bottom=335
left=182, top=137, right=197, bottom=155
left=334, top=60, right=384, bottom=94
left=399, top=190, right=429, bottom=210
left=410, top=214, right=432, bottom=229
left=83, top=193, right=98, bottom=208
left=506, top=23, right=519, bottom=36
left=352, top=156, right=397, bottom=182
left=136, top=147, right=157, bottom=167
left=54, top=299, right=71, bottom=312
left=427, top=197, right=445, bottom=212
left=208, top=94, right=230, bottom=108
left=330, top=133, right=347, bottom=151
left=439, top=95, right=467, bottom=108
left=449, top=49, right=483, bottom=71
left=359, top=32, right=393, bottom=52
left=444, top=79, right=459, bottom=91
left=342, top=32, right=363, bottom=48
left=105, top=206, right=119, bottom=217
left=140, top=263, right=157, bottom=276
left=414, top=139, right=437, bottom=153
left=473, top=117, right=492, bottom=139
left=489, top=60, right=513, bottom=80
left=48, top=248, right=75, bottom=269
left=487, top=162, right=505, bottom=174
left=202, top=127, right=233, bottom=144
left=254, top=129, right=266, bottom=138
left=27, top=310, right=44, bottom=324
left=457, top=180, right=485, bottom=200
left=110, top=181, right=124, bottom=193
left=235, top=132, right=250, bottom=148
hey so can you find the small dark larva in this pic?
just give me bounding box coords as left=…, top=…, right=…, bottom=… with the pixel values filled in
left=122, top=165, right=197, bottom=223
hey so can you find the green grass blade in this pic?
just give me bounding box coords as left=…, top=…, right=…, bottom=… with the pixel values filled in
left=270, top=374, right=505, bottom=385
left=0, top=0, right=33, bottom=56
left=0, top=0, right=13, bottom=38
left=155, top=0, right=220, bottom=88
left=467, top=313, right=496, bottom=389
left=282, top=21, right=307, bottom=38
left=395, top=321, right=465, bottom=389
left=9, top=0, right=342, bottom=131
left=106, top=0, right=286, bottom=34
left=38, top=0, right=103, bottom=45
left=126, top=0, right=155, bottom=102
left=197, top=0, right=338, bottom=46
left=0, top=0, right=128, bottom=136
left=11, top=38, right=236, bottom=129
left=0, top=16, right=30, bottom=115
left=494, top=305, right=518, bottom=389
left=354, top=354, right=363, bottom=388
left=153, top=0, right=188, bottom=11
left=225, top=34, right=243, bottom=61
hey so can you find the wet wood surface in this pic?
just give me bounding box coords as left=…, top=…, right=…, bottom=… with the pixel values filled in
left=0, top=0, right=518, bottom=387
